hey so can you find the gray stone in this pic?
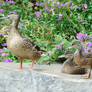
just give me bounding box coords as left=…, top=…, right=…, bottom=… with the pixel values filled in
left=0, top=62, right=92, bottom=92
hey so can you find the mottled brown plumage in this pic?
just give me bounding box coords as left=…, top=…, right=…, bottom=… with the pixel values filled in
left=69, top=41, right=92, bottom=78
left=59, top=51, right=86, bottom=74
left=4, top=11, right=45, bottom=69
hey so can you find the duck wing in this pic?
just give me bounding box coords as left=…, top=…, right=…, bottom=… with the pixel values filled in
left=21, top=37, right=41, bottom=51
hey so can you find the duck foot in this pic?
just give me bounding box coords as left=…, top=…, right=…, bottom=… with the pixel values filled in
left=30, top=66, right=33, bottom=70
left=81, top=75, right=90, bottom=79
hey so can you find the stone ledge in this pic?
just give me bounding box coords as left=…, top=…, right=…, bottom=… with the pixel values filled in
left=0, top=62, right=92, bottom=92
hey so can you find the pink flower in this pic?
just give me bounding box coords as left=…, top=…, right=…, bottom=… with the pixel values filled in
left=0, top=9, right=3, bottom=13
left=76, top=6, right=81, bottom=10
left=2, top=34, right=5, bottom=37
left=2, top=53, right=6, bottom=56
left=0, top=49, right=3, bottom=54
left=56, top=45, right=62, bottom=50
left=9, top=0, right=14, bottom=4
left=35, top=2, right=39, bottom=6
left=5, top=0, right=8, bottom=2
left=6, top=53, right=9, bottom=57
left=61, top=3, right=64, bottom=7
left=61, top=41, right=64, bottom=45
left=58, top=17, right=62, bottom=20
left=0, top=3, right=3, bottom=5
left=83, top=4, right=87, bottom=8
left=59, top=13, right=62, bottom=17
left=56, top=1, right=60, bottom=5
left=48, top=50, right=51, bottom=54
left=58, top=13, right=62, bottom=21
left=76, top=33, right=87, bottom=41
left=20, top=24, right=23, bottom=27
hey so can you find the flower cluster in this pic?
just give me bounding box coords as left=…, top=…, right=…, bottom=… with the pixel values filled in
left=56, top=41, right=64, bottom=50
left=5, top=0, right=14, bottom=4
left=58, top=13, right=62, bottom=21
left=76, top=33, right=87, bottom=41
left=0, top=48, right=13, bottom=63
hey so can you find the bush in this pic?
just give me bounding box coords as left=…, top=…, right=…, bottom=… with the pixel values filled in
left=0, top=0, right=92, bottom=63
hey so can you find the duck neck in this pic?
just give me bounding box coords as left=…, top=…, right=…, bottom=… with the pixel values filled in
left=11, top=17, right=20, bottom=29
left=74, top=46, right=82, bottom=57
left=9, top=17, right=21, bottom=36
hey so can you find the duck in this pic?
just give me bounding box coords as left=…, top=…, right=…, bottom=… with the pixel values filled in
left=69, top=41, right=92, bottom=78
left=1, top=11, right=45, bottom=70
left=59, top=51, right=86, bottom=74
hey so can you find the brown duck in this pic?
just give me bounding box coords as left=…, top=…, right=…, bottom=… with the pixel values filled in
left=1, top=11, right=45, bottom=70
left=59, top=51, right=86, bottom=74
left=69, top=41, right=92, bottom=78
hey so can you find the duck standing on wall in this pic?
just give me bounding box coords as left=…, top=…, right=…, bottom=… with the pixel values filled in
left=69, top=41, right=92, bottom=78
left=1, top=11, right=45, bottom=70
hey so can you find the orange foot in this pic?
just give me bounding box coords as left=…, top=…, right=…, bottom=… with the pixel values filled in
left=81, top=75, right=90, bottom=79
left=20, top=67, right=23, bottom=70
left=30, top=66, right=33, bottom=70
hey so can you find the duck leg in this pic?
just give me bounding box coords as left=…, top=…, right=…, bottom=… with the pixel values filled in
left=20, top=59, right=23, bottom=69
left=30, top=59, right=34, bottom=70
left=82, top=68, right=91, bottom=79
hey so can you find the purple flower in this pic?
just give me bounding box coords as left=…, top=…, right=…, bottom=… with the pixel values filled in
left=76, top=33, right=87, bottom=41
left=90, top=50, right=92, bottom=53
left=59, top=13, right=62, bottom=17
left=35, top=2, right=39, bottom=6
left=70, top=6, right=73, bottom=10
left=58, top=13, right=62, bottom=20
left=6, top=53, right=9, bottom=57
left=40, top=2, right=43, bottom=5
left=20, top=24, right=23, bottom=27
left=56, top=45, right=62, bottom=50
left=2, top=34, right=5, bottom=37
left=3, top=47, right=7, bottom=50
left=56, top=1, right=60, bottom=5
left=0, top=3, right=3, bottom=5
left=83, top=4, right=87, bottom=8
left=5, top=0, right=8, bottom=2
left=82, top=47, right=88, bottom=53
left=48, top=1, right=50, bottom=3
left=86, top=42, right=92, bottom=48
left=9, top=0, right=14, bottom=4
left=58, top=17, right=62, bottom=21
left=82, top=8, right=86, bottom=12
left=0, top=33, right=2, bottom=36
left=88, top=37, right=92, bottom=39
left=76, top=6, right=81, bottom=10
left=64, top=3, right=68, bottom=8
left=43, top=0, right=46, bottom=3
left=0, top=9, right=3, bottom=13
left=61, top=3, right=64, bottom=7
left=61, top=41, right=64, bottom=45
left=0, top=49, right=3, bottom=54
left=3, top=59, right=13, bottom=62
left=35, top=11, right=42, bottom=18
left=8, top=59, right=13, bottom=62
left=2, top=53, right=6, bottom=56
left=78, top=16, right=84, bottom=22
left=48, top=50, right=51, bottom=54
left=1, top=43, right=7, bottom=47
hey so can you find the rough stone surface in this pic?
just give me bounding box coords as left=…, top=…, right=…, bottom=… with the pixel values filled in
left=0, top=62, right=92, bottom=92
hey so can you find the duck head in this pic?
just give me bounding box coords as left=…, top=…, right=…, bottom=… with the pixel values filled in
left=68, top=41, right=82, bottom=49
left=0, top=11, right=20, bottom=20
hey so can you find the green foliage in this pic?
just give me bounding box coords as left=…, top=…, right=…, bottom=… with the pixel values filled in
left=0, top=0, right=92, bottom=63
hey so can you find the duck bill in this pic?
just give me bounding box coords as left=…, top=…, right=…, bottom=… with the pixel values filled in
left=0, top=16, right=8, bottom=19
left=58, top=55, right=65, bottom=58
left=68, top=45, right=75, bottom=49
